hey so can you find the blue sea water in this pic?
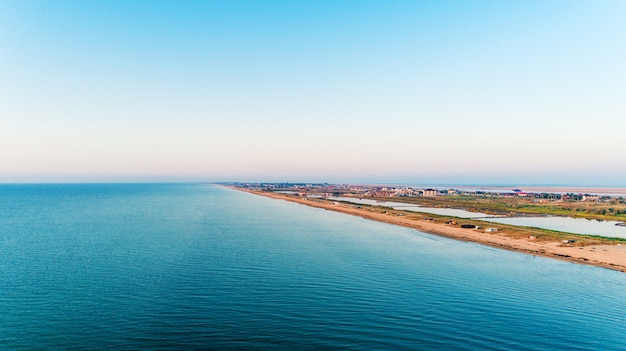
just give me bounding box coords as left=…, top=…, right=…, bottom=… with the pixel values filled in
left=1, top=183, right=625, bottom=350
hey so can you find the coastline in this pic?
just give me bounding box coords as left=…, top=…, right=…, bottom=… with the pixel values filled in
left=231, top=187, right=626, bottom=273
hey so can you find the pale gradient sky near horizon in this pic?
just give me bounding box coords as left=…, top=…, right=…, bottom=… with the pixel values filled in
left=1, top=0, right=625, bottom=185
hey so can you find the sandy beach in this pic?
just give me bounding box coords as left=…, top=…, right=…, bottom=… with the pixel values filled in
left=235, top=188, right=626, bottom=273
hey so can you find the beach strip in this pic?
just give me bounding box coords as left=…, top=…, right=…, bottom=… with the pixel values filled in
left=232, top=187, right=626, bottom=273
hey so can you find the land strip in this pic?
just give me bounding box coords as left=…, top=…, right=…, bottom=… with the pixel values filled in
left=368, top=195, right=626, bottom=221
left=231, top=187, right=626, bottom=273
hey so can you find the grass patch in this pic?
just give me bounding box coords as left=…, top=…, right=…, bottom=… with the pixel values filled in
left=368, top=196, right=626, bottom=221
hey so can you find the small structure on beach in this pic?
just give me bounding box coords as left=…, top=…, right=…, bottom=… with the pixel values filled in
left=485, top=227, right=498, bottom=233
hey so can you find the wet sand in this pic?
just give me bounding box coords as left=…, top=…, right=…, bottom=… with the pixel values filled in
left=235, top=188, right=626, bottom=273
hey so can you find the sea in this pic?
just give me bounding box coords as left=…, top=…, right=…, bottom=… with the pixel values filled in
left=1, top=183, right=625, bottom=350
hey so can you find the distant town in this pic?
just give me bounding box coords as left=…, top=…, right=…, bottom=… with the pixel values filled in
left=222, top=182, right=625, bottom=203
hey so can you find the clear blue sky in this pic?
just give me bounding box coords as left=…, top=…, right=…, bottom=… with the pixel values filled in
left=1, top=0, right=625, bottom=185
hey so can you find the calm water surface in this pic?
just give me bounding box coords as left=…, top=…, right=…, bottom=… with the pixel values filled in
left=1, top=184, right=625, bottom=350
left=487, top=216, right=626, bottom=239
left=329, top=197, right=493, bottom=218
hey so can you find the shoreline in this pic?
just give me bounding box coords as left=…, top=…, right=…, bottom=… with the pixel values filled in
left=231, top=187, right=626, bottom=273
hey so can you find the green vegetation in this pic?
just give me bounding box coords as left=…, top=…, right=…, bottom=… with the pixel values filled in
left=370, top=195, right=626, bottom=222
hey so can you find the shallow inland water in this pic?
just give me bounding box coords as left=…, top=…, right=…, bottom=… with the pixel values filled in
left=329, top=196, right=494, bottom=218
left=487, top=216, right=626, bottom=239
left=1, top=184, right=626, bottom=350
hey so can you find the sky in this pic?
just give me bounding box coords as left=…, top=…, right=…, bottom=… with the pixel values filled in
left=1, top=0, right=625, bottom=185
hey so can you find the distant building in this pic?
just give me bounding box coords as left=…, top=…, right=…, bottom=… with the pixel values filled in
left=512, top=189, right=528, bottom=197
left=422, top=189, right=438, bottom=197
left=582, top=195, right=599, bottom=201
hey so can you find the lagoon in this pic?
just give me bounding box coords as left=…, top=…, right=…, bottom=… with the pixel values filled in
left=329, top=196, right=494, bottom=218
left=487, top=216, right=626, bottom=239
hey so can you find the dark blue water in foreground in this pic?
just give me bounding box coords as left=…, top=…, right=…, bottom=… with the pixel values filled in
left=1, top=184, right=625, bottom=350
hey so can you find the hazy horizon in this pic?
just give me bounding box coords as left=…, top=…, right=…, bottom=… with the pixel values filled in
left=2, top=1, right=625, bottom=185
left=4, top=180, right=626, bottom=190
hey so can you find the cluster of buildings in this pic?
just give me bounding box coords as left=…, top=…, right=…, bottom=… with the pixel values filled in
left=225, top=182, right=618, bottom=202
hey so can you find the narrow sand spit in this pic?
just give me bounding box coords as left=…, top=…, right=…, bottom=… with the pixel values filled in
left=234, top=188, right=626, bottom=273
